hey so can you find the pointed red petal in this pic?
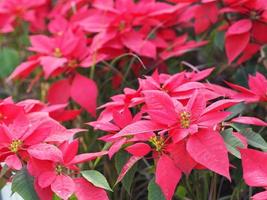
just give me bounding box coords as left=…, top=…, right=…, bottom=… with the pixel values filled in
left=116, top=156, right=141, bottom=184
left=169, top=141, right=197, bottom=175
left=121, top=32, right=156, bottom=58
left=186, top=91, right=206, bottom=119
left=143, top=90, right=177, bottom=126
left=5, top=154, right=22, bottom=170
left=252, top=191, right=267, bottom=200
left=51, top=175, right=75, bottom=200
left=108, top=138, right=126, bottom=159
left=70, top=73, right=98, bottom=116
left=47, top=79, right=71, bottom=104
left=231, top=117, right=267, bottom=126
left=62, top=140, right=79, bottom=164
left=38, top=171, right=57, bottom=188
left=27, top=143, right=63, bottom=162
left=240, top=149, right=267, bottom=187
left=70, top=151, right=108, bottom=165
left=125, top=143, right=151, bottom=157
left=225, top=32, right=250, bottom=63
left=74, top=178, right=109, bottom=200
left=112, top=120, right=164, bottom=138
left=156, top=155, right=182, bottom=200
left=40, top=56, right=67, bottom=78
left=227, top=19, right=252, bottom=35
left=203, top=99, right=241, bottom=114
left=187, top=130, right=230, bottom=179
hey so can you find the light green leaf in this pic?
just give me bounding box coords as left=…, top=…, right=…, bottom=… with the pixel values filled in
left=11, top=167, right=39, bottom=200
left=221, top=128, right=244, bottom=158
left=231, top=123, right=267, bottom=151
left=225, top=103, right=246, bottom=121
left=148, top=178, right=165, bottom=200
left=81, top=170, right=112, bottom=191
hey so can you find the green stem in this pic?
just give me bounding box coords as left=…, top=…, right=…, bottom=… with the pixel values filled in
left=93, top=143, right=111, bottom=168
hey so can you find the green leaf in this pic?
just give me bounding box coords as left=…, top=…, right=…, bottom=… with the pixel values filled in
left=115, top=151, right=137, bottom=194
left=231, top=123, right=267, bottom=151
left=148, top=178, right=165, bottom=200
left=0, top=48, right=20, bottom=78
left=0, top=165, right=9, bottom=178
left=225, top=103, right=246, bottom=121
left=53, top=194, right=77, bottom=200
left=221, top=128, right=244, bottom=158
left=214, top=31, right=225, bottom=51
left=175, top=185, right=187, bottom=199
left=81, top=170, right=112, bottom=191
left=53, top=194, right=61, bottom=200
left=11, top=167, right=39, bottom=200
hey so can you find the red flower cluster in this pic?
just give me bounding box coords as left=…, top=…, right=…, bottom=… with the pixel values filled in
left=0, top=98, right=108, bottom=200
left=90, top=69, right=267, bottom=200
left=6, top=0, right=210, bottom=116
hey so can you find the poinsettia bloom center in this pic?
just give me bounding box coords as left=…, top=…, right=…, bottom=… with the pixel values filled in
left=53, top=48, right=62, bottom=58
left=118, top=21, right=126, bottom=32
left=180, top=111, right=191, bottom=128
left=150, top=136, right=165, bottom=152
left=68, top=59, right=78, bottom=68
left=9, top=140, right=22, bottom=153
left=55, top=164, right=63, bottom=175
left=249, top=10, right=262, bottom=20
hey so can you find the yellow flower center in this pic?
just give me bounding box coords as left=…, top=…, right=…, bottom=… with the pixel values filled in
left=150, top=136, right=165, bottom=152
left=250, top=11, right=260, bottom=20
left=118, top=21, right=126, bottom=32
left=180, top=111, right=191, bottom=128
left=9, top=140, right=22, bottom=153
left=53, top=48, right=62, bottom=58
left=68, top=59, right=78, bottom=68
left=55, top=164, right=63, bottom=175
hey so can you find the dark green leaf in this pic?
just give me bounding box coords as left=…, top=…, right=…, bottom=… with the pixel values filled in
left=148, top=178, right=165, bottom=200
left=175, top=185, right=187, bottom=199
left=0, top=48, right=20, bottom=78
left=214, top=31, right=225, bottom=51
left=11, top=167, right=39, bottom=200
left=115, top=151, right=137, bottom=194
left=81, top=170, right=112, bottom=191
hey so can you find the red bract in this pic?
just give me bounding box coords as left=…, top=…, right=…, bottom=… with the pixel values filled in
left=28, top=140, right=108, bottom=200
left=186, top=0, right=219, bottom=34
left=241, top=149, right=267, bottom=200
left=226, top=72, right=267, bottom=103
left=47, top=73, right=98, bottom=116
left=0, top=0, right=49, bottom=32
left=223, top=0, right=267, bottom=63
left=89, top=108, right=152, bottom=158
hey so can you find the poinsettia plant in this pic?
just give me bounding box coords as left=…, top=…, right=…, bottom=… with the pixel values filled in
left=0, top=0, right=267, bottom=200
